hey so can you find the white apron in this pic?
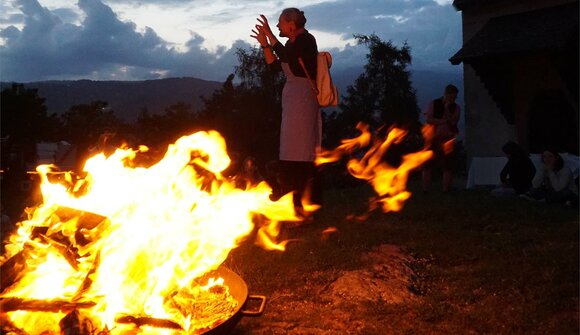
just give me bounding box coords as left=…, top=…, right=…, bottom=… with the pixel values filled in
left=279, top=62, right=321, bottom=162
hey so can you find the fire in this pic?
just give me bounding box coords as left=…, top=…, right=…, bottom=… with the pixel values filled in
left=1, top=123, right=436, bottom=333
left=316, top=122, right=433, bottom=214
left=443, top=138, right=455, bottom=155
left=1, top=130, right=299, bottom=334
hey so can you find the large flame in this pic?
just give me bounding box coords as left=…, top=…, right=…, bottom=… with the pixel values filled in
left=1, top=130, right=299, bottom=333
left=316, top=122, right=434, bottom=214
left=1, top=123, right=437, bottom=333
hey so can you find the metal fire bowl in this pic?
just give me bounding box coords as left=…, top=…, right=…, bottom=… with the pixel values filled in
left=201, top=266, right=266, bottom=335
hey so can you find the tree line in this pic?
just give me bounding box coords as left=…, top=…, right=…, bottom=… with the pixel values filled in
left=1, top=34, right=422, bottom=217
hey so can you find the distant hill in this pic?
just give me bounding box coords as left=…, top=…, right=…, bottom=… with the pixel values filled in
left=2, top=69, right=463, bottom=125
left=1, top=77, right=223, bottom=122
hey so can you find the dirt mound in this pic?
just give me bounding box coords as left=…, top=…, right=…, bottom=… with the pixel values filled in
left=322, top=244, right=418, bottom=305
left=236, top=244, right=420, bottom=335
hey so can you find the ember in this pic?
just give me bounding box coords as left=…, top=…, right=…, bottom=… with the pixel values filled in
left=164, top=278, right=237, bottom=332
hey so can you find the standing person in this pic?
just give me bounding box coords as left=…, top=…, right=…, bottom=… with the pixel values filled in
left=422, top=84, right=461, bottom=193
left=523, top=149, right=578, bottom=204
left=251, top=8, right=322, bottom=215
left=491, top=141, right=536, bottom=197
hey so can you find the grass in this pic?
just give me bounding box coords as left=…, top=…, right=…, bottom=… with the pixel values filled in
left=1, top=172, right=576, bottom=334
left=227, top=175, right=579, bottom=334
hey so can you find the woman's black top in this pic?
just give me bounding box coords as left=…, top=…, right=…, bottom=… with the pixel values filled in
left=270, top=31, right=318, bottom=79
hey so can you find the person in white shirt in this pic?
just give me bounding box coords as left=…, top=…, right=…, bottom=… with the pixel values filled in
left=524, top=149, right=578, bottom=204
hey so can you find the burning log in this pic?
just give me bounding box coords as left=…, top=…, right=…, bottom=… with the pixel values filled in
left=36, top=233, right=80, bottom=270
left=1, top=233, right=80, bottom=292
left=54, top=207, right=107, bottom=231
left=0, top=297, right=96, bottom=313
left=1, top=131, right=287, bottom=334
left=1, top=313, right=29, bottom=335
left=72, top=251, right=101, bottom=302
left=0, top=250, right=27, bottom=292
left=1, top=234, right=80, bottom=292
left=59, top=310, right=101, bottom=335
left=115, top=315, right=183, bottom=330
left=54, top=206, right=110, bottom=247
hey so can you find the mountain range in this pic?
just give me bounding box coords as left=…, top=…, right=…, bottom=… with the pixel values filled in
left=1, top=69, right=463, bottom=123
left=1, top=77, right=223, bottom=122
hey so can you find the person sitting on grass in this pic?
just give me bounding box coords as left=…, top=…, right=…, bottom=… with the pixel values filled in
left=522, top=149, right=578, bottom=205
left=491, top=141, right=536, bottom=197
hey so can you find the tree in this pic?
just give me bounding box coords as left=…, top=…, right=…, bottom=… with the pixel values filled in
left=1, top=84, right=61, bottom=167
left=235, top=48, right=285, bottom=97
left=135, top=102, right=199, bottom=148
left=326, top=34, right=420, bottom=146
left=198, top=47, right=285, bottom=167
left=60, top=101, right=121, bottom=167
left=1, top=84, right=63, bottom=220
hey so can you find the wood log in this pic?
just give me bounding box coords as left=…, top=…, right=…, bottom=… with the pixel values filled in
left=1, top=235, right=79, bottom=293
left=0, top=207, right=105, bottom=294
left=0, top=313, right=29, bottom=335
left=30, top=226, right=49, bottom=237
left=72, top=251, right=100, bottom=302
left=55, top=207, right=107, bottom=230
left=0, top=298, right=96, bottom=313
left=1, top=251, right=27, bottom=293
left=59, top=309, right=100, bottom=335
left=55, top=206, right=109, bottom=247
left=37, top=234, right=79, bottom=270
left=115, top=315, right=183, bottom=330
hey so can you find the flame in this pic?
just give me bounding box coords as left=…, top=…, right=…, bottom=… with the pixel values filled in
left=1, top=130, right=300, bottom=334
left=316, top=122, right=433, bottom=214
left=320, top=227, right=338, bottom=241
left=1, top=123, right=437, bottom=333
left=443, top=138, right=455, bottom=155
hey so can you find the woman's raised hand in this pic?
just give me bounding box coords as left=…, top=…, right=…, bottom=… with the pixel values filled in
left=257, top=15, right=274, bottom=37
left=251, top=14, right=271, bottom=46
left=250, top=24, right=268, bottom=46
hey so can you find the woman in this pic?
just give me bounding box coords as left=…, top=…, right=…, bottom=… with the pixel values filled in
left=524, top=149, right=578, bottom=204
left=251, top=8, right=322, bottom=213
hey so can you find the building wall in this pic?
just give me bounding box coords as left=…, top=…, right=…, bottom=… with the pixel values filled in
left=462, top=65, right=515, bottom=158
left=458, top=0, right=577, bottom=160
left=512, top=53, right=570, bottom=151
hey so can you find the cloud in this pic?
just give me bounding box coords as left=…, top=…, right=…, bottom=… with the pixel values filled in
left=0, top=0, right=244, bottom=82
left=302, top=0, right=462, bottom=70
left=0, top=0, right=462, bottom=83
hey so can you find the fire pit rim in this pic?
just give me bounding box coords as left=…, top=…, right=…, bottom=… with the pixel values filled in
left=200, top=266, right=266, bottom=335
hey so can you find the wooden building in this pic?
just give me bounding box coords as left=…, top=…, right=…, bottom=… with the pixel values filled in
left=450, top=0, right=578, bottom=159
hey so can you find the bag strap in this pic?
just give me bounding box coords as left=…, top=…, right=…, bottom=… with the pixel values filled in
left=298, top=57, right=319, bottom=95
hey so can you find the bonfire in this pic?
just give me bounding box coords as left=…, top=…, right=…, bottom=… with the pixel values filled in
left=0, top=123, right=437, bottom=334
